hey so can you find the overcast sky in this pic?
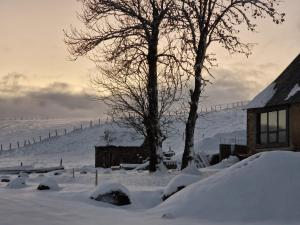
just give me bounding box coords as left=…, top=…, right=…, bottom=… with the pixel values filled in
left=0, top=0, right=299, bottom=118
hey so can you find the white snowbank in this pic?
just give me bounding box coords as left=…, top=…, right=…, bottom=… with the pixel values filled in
left=156, top=151, right=300, bottom=223
left=38, top=177, right=60, bottom=190
left=247, top=83, right=276, bottom=109
left=208, top=156, right=239, bottom=169
left=90, top=182, right=130, bottom=199
left=181, top=164, right=202, bottom=176
left=7, top=177, right=26, bottom=188
left=285, top=83, right=300, bottom=100
left=162, top=173, right=201, bottom=199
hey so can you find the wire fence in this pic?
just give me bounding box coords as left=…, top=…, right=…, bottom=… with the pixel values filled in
left=0, top=100, right=249, bottom=152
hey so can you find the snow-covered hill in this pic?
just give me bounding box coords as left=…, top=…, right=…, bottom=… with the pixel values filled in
left=0, top=109, right=246, bottom=168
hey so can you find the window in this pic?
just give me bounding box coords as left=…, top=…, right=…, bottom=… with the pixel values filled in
left=258, top=109, right=288, bottom=145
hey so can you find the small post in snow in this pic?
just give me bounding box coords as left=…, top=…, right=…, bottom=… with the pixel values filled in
left=60, top=158, right=63, bottom=167
left=17, top=141, right=20, bottom=148
left=64, top=129, right=67, bottom=135
left=95, top=170, right=98, bottom=186
left=80, top=124, right=83, bottom=130
left=98, top=118, right=101, bottom=125
left=9, top=143, right=12, bottom=150
left=48, top=132, right=51, bottom=139
left=55, top=129, right=58, bottom=137
left=72, top=168, right=75, bottom=178
left=0, top=144, right=2, bottom=151
left=39, top=136, right=42, bottom=142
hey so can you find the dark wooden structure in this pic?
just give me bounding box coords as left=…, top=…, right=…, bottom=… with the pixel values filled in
left=219, top=144, right=248, bottom=161
left=95, top=146, right=149, bottom=168
left=247, top=54, right=300, bottom=154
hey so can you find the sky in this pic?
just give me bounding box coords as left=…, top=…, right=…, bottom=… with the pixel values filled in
left=0, top=0, right=299, bottom=118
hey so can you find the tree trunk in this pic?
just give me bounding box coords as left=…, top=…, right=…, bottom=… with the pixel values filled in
left=181, top=38, right=207, bottom=170
left=147, top=28, right=161, bottom=172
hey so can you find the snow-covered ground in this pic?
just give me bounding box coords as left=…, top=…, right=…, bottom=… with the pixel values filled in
left=0, top=151, right=299, bottom=225
left=0, top=108, right=246, bottom=168
left=0, top=109, right=299, bottom=225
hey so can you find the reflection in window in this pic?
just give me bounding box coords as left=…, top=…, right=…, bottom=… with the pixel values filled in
left=258, top=109, right=287, bottom=144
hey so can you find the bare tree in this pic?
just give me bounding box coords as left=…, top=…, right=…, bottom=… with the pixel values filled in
left=179, top=0, right=285, bottom=169
left=64, top=0, right=182, bottom=172
left=91, top=59, right=183, bottom=148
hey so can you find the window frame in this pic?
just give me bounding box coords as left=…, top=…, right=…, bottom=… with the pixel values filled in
left=256, top=106, right=289, bottom=148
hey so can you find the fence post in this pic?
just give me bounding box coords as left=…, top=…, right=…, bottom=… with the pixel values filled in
left=80, top=124, right=83, bottom=130
left=98, top=118, right=101, bottom=125
left=60, top=158, right=63, bottom=167
left=1, top=144, right=2, bottom=151
left=64, top=129, right=67, bottom=135
left=49, top=132, right=51, bottom=139
left=90, top=120, right=93, bottom=128
left=24, top=140, right=26, bottom=147
left=9, top=143, right=12, bottom=150
left=39, top=136, right=42, bottom=142
left=95, top=170, right=98, bottom=186
left=55, top=129, right=58, bottom=137
left=72, top=168, right=75, bottom=178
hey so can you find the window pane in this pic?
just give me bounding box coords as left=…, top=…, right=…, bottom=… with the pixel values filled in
left=260, top=113, right=268, bottom=132
left=269, top=132, right=277, bottom=143
left=268, top=111, right=277, bottom=132
left=278, top=110, right=287, bottom=130
left=279, top=131, right=287, bottom=143
left=260, top=133, right=267, bottom=144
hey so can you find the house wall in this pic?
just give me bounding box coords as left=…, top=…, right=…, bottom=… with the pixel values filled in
left=290, top=103, right=300, bottom=151
left=247, top=104, right=300, bottom=154
left=95, top=146, right=149, bottom=168
left=247, top=109, right=257, bottom=155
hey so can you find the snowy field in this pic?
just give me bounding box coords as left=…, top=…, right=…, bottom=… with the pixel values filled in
left=0, top=151, right=299, bottom=225
left=0, top=109, right=299, bottom=225
left=0, top=109, right=246, bottom=168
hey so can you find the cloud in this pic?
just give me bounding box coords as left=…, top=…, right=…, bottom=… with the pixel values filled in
left=0, top=75, right=107, bottom=119
left=203, top=67, right=270, bottom=105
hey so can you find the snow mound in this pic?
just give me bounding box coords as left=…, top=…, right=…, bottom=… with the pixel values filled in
left=208, top=155, right=239, bottom=169
left=37, top=177, right=60, bottom=191
left=162, top=173, right=201, bottom=200
left=156, top=151, right=300, bottom=223
left=181, top=164, right=202, bottom=176
left=7, top=177, right=26, bottom=189
left=90, top=182, right=131, bottom=205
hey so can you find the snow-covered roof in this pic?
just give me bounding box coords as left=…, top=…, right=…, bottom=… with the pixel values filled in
left=247, top=54, right=300, bottom=109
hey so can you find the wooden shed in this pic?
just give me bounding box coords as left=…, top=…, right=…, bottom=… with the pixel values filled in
left=247, top=54, right=300, bottom=154
left=95, top=145, right=149, bottom=168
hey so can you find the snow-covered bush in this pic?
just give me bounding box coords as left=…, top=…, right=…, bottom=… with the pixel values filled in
left=7, top=177, right=26, bottom=188
left=37, top=177, right=60, bottom=191
left=90, top=182, right=131, bottom=206
left=162, top=173, right=201, bottom=200
left=0, top=175, right=10, bottom=183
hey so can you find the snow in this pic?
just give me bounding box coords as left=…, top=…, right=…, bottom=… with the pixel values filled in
left=155, top=151, right=300, bottom=224
left=208, top=155, right=240, bottom=169
left=90, top=181, right=130, bottom=199
left=38, top=177, right=60, bottom=190
left=7, top=177, right=26, bottom=188
left=0, top=108, right=247, bottom=168
left=247, top=83, right=276, bottom=109
left=285, top=83, right=300, bottom=100
left=162, top=173, right=201, bottom=199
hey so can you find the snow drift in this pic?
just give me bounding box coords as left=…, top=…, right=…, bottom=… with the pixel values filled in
left=156, top=151, right=300, bottom=223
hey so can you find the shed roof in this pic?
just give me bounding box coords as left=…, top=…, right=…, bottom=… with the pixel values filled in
left=247, top=54, right=300, bottom=109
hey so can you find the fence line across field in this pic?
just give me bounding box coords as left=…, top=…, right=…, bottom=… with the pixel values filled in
left=0, top=100, right=249, bottom=152
left=0, top=118, right=104, bottom=152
